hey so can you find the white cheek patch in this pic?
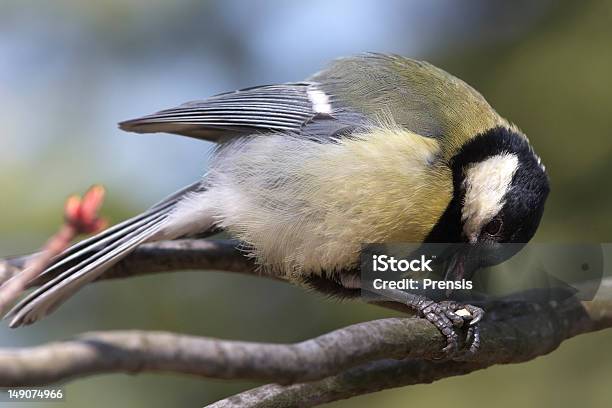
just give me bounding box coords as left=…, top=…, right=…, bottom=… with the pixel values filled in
left=461, top=153, right=519, bottom=241
left=307, top=87, right=332, bottom=114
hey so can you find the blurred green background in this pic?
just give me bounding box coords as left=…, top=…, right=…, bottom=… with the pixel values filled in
left=1, top=0, right=611, bottom=407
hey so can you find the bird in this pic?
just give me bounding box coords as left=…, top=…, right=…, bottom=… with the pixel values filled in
left=5, top=53, right=549, bottom=354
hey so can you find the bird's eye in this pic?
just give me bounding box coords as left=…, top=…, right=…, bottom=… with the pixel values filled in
left=484, top=218, right=503, bottom=236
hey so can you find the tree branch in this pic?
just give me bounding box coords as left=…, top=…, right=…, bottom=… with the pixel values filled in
left=210, top=298, right=612, bottom=407
left=0, top=239, right=264, bottom=287
left=0, top=317, right=445, bottom=387
left=1, top=239, right=611, bottom=407
left=0, top=285, right=610, bottom=392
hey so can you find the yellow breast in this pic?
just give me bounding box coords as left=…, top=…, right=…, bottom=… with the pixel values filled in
left=205, top=125, right=453, bottom=278
left=303, top=126, right=452, bottom=248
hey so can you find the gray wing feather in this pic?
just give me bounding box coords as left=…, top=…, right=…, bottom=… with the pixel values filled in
left=5, top=182, right=204, bottom=327
left=38, top=181, right=202, bottom=278
left=119, top=83, right=318, bottom=142
left=6, top=210, right=170, bottom=327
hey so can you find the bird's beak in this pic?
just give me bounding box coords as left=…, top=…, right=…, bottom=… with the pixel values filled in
left=443, top=245, right=479, bottom=283
left=441, top=245, right=482, bottom=297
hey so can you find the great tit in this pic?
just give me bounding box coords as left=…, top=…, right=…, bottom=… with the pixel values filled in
left=6, top=54, right=549, bottom=352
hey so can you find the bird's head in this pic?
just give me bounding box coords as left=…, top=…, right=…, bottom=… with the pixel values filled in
left=426, top=126, right=550, bottom=282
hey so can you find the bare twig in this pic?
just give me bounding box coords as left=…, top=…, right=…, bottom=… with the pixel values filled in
left=0, top=239, right=262, bottom=289
left=0, top=318, right=442, bottom=387
left=0, top=285, right=610, bottom=393
left=208, top=359, right=483, bottom=408
left=210, top=298, right=612, bottom=407
left=2, top=236, right=612, bottom=406
left=0, top=239, right=414, bottom=317
left=0, top=186, right=106, bottom=313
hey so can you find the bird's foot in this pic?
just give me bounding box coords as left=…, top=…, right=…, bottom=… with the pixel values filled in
left=407, top=296, right=484, bottom=358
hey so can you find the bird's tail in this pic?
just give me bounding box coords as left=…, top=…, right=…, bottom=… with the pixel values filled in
left=5, top=182, right=203, bottom=327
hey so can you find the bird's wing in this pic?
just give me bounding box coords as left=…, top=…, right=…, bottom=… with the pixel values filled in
left=119, top=82, right=341, bottom=143
left=120, top=54, right=512, bottom=153
left=311, top=53, right=514, bottom=160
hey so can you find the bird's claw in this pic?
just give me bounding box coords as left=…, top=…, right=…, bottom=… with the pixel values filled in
left=409, top=297, right=484, bottom=358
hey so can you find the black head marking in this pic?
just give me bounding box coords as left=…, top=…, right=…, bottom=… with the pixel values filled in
left=498, top=148, right=549, bottom=243
left=425, top=126, right=549, bottom=244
